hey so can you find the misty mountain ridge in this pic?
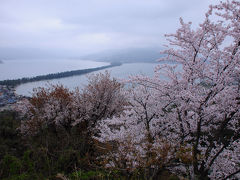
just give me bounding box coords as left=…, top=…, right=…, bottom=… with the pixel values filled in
left=0, top=47, right=165, bottom=63
left=0, top=47, right=79, bottom=60
left=82, top=47, right=164, bottom=63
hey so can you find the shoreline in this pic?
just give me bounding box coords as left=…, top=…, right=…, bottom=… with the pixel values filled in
left=0, top=62, right=122, bottom=87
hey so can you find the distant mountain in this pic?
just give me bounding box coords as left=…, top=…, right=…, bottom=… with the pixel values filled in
left=0, top=47, right=74, bottom=60
left=0, top=60, right=3, bottom=64
left=82, top=47, right=164, bottom=63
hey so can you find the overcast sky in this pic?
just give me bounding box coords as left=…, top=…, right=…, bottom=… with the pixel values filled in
left=0, top=0, right=220, bottom=58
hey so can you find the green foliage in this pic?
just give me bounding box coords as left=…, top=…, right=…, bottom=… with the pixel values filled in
left=57, top=149, right=82, bottom=173
left=0, top=110, right=24, bottom=159
left=0, top=100, right=181, bottom=179
left=69, top=170, right=104, bottom=180
left=22, top=151, right=35, bottom=174
left=0, top=153, right=43, bottom=180
left=169, top=175, right=181, bottom=180
left=1, top=155, right=22, bottom=176
left=68, top=169, right=131, bottom=180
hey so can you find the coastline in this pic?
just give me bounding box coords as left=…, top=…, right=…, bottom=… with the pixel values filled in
left=0, top=62, right=122, bottom=87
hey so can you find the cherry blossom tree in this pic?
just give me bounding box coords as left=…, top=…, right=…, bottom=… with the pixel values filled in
left=73, top=71, right=127, bottom=135
left=18, top=71, right=127, bottom=170
left=19, top=84, right=76, bottom=136
left=16, top=1, right=239, bottom=178
left=96, top=85, right=176, bottom=178
left=19, top=71, right=126, bottom=136
left=97, top=1, right=240, bottom=179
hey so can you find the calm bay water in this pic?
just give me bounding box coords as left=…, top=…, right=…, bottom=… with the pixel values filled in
left=0, top=59, right=109, bottom=80
left=15, top=63, right=160, bottom=96
left=11, top=61, right=181, bottom=97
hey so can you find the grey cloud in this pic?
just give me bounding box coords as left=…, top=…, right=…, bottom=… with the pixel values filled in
left=0, top=0, right=220, bottom=59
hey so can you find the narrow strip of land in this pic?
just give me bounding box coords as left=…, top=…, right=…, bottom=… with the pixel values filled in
left=0, top=62, right=122, bottom=87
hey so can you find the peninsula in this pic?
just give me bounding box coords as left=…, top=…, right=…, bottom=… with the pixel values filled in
left=0, top=62, right=122, bottom=87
